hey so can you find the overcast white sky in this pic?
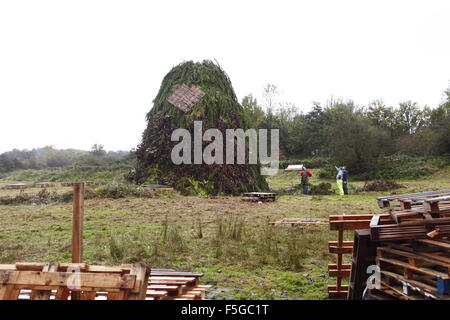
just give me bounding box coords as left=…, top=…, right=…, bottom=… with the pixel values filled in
left=0, top=0, right=449, bottom=153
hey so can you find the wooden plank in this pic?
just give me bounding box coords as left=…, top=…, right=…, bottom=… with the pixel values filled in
left=328, top=241, right=354, bottom=247
left=377, top=257, right=449, bottom=279
left=146, top=290, right=168, bottom=297
left=30, top=263, right=59, bottom=300
left=416, top=239, right=450, bottom=250
left=328, top=264, right=352, bottom=270
left=329, top=220, right=371, bottom=231
left=378, top=246, right=450, bottom=269
left=381, top=270, right=449, bottom=299
left=0, top=285, right=20, bottom=300
left=0, top=271, right=136, bottom=289
left=329, top=269, right=351, bottom=277
left=128, top=264, right=149, bottom=299
left=81, top=291, right=97, bottom=300
left=329, top=246, right=353, bottom=254
left=107, top=291, right=127, bottom=300
left=328, top=290, right=349, bottom=298
left=15, top=262, right=88, bottom=272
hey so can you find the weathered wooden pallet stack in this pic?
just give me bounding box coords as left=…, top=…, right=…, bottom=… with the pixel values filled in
left=146, top=269, right=211, bottom=300
left=344, top=189, right=450, bottom=300
left=242, top=192, right=276, bottom=202
left=0, top=262, right=149, bottom=300
left=35, top=182, right=56, bottom=188
left=366, top=239, right=450, bottom=300
left=61, top=181, right=94, bottom=187
left=270, top=218, right=328, bottom=226
left=371, top=190, right=450, bottom=241
left=4, top=184, right=27, bottom=190
left=0, top=263, right=211, bottom=300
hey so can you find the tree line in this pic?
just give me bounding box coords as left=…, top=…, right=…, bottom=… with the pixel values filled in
left=242, top=84, right=450, bottom=175
left=0, top=145, right=133, bottom=173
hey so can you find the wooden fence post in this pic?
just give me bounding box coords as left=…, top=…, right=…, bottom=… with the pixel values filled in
left=72, top=182, right=84, bottom=300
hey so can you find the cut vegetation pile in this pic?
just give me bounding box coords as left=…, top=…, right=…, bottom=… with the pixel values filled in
left=130, top=60, right=268, bottom=195
left=356, top=178, right=405, bottom=192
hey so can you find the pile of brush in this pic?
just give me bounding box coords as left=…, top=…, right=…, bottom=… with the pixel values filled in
left=356, top=178, right=405, bottom=192
left=130, top=60, right=269, bottom=195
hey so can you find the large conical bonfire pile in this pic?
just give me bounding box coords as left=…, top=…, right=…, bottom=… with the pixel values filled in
left=129, top=60, right=269, bottom=195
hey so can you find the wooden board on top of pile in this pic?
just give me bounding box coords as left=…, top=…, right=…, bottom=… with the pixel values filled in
left=284, top=165, right=304, bottom=171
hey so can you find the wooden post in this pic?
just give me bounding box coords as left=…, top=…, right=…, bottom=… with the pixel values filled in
left=72, top=182, right=84, bottom=300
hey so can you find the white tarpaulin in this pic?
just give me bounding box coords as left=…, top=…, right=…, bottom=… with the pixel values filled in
left=284, top=164, right=304, bottom=171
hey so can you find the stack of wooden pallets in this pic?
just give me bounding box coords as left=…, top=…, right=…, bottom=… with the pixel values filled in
left=345, top=189, right=450, bottom=300
left=61, top=181, right=94, bottom=187
left=242, top=192, right=276, bottom=202
left=0, top=262, right=149, bottom=300
left=4, top=184, right=27, bottom=190
left=366, top=239, right=450, bottom=300
left=0, top=263, right=210, bottom=300
left=35, top=182, right=56, bottom=188
left=146, top=269, right=211, bottom=300
left=371, top=190, right=450, bottom=241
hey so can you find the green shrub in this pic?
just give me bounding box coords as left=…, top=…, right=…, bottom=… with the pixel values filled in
left=309, top=182, right=334, bottom=195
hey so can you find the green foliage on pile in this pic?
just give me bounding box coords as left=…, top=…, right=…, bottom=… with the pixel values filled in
left=148, top=60, right=249, bottom=129
left=132, top=60, right=269, bottom=195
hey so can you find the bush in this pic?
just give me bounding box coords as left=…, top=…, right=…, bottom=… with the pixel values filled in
left=318, top=154, right=449, bottom=180
left=95, top=182, right=152, bottom=199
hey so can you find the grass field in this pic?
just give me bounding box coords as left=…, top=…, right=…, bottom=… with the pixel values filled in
left=0, top=167, right=449, bottom=299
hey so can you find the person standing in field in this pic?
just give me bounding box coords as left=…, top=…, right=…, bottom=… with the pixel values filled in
left=300, top=167, right=312, bottom=194
left=335, top=165, right=344, bottom=196
left=342, top=166, right=349, bottom=195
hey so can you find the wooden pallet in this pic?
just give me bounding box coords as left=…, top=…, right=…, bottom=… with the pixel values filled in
left=328, top=215, right=373, bottom=298
left=61, top=181, right=94, bottom=187
left=0, top=263, right=149, bottom=300
left=270, top=218, right=328, bottom=226
left=370, top=214, right=450, bottom=241
left=146, top=269, right=210, bottom=300
left=388, top=197, right=450, bottom=224
left=35, top=182, right=56, bottom=188
left=242, top=192, right=276, bottom=202
left=376, top=240, right=450, bottom=298
left=142, top=184, right=174, bottom=191
left=4, top=184, right=27, bottom=190
left=377, top=189, right=450, bottom=210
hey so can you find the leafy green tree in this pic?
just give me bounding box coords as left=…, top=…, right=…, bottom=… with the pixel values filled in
left=323, top=102, right=392, bottom=174
left=241, top=94, right=265, bottom=129
left=91, top=144, right=107, bottom=157
left=393, top=101, right=426, bottom=136
left=366, top=99, right=395, bottom=134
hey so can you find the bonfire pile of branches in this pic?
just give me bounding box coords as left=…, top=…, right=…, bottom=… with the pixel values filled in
left=357, top=178, right=405, bottom=192
left=129, top=60, right=269, bottom=195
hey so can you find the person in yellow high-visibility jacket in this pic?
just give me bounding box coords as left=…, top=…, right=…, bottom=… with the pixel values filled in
left=335, top=166, right=344, bottom=196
